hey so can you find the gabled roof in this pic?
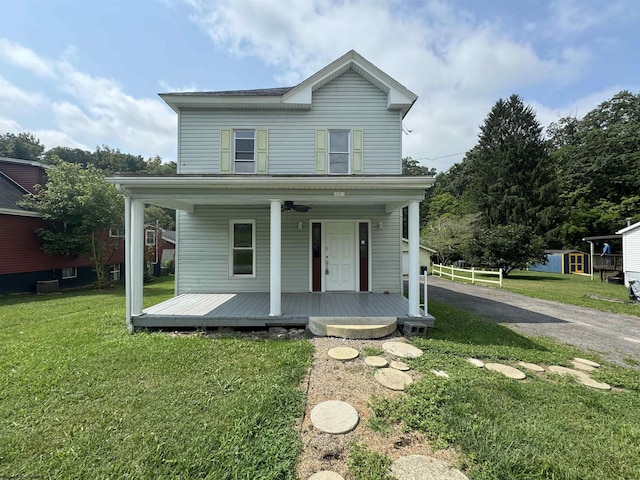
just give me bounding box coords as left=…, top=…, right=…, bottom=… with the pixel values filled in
left=0, top=172, right=41, bottom=217
left=0, top=156, right=50, bottom=170
left=160, top=50, right=417, bottom=117
left=617, top=221, right=640, bottom=235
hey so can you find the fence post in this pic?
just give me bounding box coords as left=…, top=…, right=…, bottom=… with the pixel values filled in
left=499, top=268, right=503, bottom=287
left=471, top=267, right=475, bottom=285
left=423, top=270, right=428, bottom=315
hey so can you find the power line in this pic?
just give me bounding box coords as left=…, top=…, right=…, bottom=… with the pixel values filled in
left=410, top=152, right=466, bottom=162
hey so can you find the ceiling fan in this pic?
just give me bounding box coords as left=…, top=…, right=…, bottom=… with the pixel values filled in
left=282, top=200, right=311, bottom=212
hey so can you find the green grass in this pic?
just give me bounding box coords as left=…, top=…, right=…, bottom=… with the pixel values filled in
left=434, top=269, right=639, bottom=317
left=0, top=278, right=314, bottom=479
left=347, top=442, right=395, bottom=480
left=370, top=301, right=640, bottom=480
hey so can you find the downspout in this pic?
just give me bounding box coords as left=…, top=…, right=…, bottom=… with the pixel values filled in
left=584, top=238, right=594, bottom=281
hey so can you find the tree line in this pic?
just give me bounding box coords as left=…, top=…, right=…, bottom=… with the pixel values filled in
left=409, top=90, right=640, bottom=276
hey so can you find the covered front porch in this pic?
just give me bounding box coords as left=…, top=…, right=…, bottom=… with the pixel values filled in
left=108, top=175, right=434, bottom=332
left=135, top=291, right=431, bottom=328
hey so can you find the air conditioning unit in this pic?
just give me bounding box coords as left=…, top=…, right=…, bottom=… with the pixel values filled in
left=36, top=280, right=59, bottom=294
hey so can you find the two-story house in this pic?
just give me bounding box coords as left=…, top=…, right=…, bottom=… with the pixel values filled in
left=110, top=50, right=434, bottom=333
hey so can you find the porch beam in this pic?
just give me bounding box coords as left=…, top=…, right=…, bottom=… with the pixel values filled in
left=408, top=200, right=420, bottom=316
left=131, top=200, right=145, bottom=318
left=269, top=199, right=282, bottom=316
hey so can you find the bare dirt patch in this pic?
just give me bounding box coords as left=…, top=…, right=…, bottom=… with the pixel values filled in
left=296, top=334, right=460, bottom=479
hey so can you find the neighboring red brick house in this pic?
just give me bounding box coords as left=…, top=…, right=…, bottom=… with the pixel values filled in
left=0, top=157, right=125, bottom=294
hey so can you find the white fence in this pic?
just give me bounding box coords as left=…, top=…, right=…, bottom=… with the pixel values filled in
left=432, top=264, right=503, bottom=288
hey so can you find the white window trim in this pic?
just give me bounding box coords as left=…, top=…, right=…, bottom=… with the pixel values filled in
left=109, top=228, right=124, bottom=238
left=109, top=264, right=121, bottom=281
left=145, top=228, right=156, bottom=246
left=62, top=267, right=77, bottom=279
left=229, top=219, right=256, bottom=278
left=328, top=129, right=351, bottom=175
left=233, top=130, right=256, bottom=174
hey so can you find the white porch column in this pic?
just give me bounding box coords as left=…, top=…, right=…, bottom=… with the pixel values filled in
left=269, top=199, right=282, bottom=316
left=124, top=195, right=132, bottom=332
left=408, top=200, right=421, bottom=316
left=131, top=200, right=145, bottom=318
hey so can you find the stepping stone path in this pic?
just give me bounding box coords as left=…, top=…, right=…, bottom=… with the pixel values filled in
left=467, top=358, right=485, bottom=368
left=391, top=360, right=410, bottom=371
left=375, top=367, right=413, bottom=391
left=485, top=362, right=526, bottom=380
left=308, top=472, right=345, bottom=480
left=570, top=360, right=596, bottom=372
left=364, top=356, right=388, bottom=368
left=518, top=361, right=545, bottom=373
left=548, top=365, right=611, bottom=390
left=573, top=357, right=600, bottom=368
left=382, top=341, right=423, bottom=359
left=310, top=400, right=359, bottom=434
left=431, top=369, right=449, bottom=378
left=327, top=346, right=359, bottom=361
left=391, top=455, right=469, bottom=480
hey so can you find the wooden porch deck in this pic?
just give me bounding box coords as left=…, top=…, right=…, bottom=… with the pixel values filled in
left=135, top=292, right=432, bottom=329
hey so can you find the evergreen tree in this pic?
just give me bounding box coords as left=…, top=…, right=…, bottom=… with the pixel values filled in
left=468, top=94, right=554, bottom=235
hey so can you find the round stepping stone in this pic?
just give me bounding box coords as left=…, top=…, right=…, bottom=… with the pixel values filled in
left=485, top=363, right=526, bottom=380
left=391, top=455, right=469, bottom=480
left=327, top=347, right=359, bottom=361
left=382, top=341, right=423, bottom=359
left=375, top=368, right=413, bottom=391
left=308, top=472, right=345, bottom=480
left=310, top=400, right=359, bottom=434
left=548, top=365, right=611, bottom=390
left=467, top=358, right=485, bottom=368
left=573, top=357, right=600, bottom=368
left=390, top=360, right=410, bottom=371
left=548, top=365, right=588, bottom=378
left=364, top=356, right=388, bottom=368
left=570, top=360, right=596, bottom=372
left=431, top=369, right=449, bottom=378
left=518, top=361, right=545, bottom=373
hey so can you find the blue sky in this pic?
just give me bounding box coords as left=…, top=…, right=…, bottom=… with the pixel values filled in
left=0, top=0, right=638, bottom=172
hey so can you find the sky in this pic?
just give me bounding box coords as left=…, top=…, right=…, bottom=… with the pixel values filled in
left=0, top=0, right=638, bottom=173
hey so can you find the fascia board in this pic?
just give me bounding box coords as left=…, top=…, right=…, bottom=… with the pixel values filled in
left=616, top=221, right=640, bottom=234
left=0, top=207, right=42, bottom=217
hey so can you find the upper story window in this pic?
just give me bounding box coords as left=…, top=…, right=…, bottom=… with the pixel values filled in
left=234, top=130, right=256, bottom=174
left=329, top=130, right=350, bottom=174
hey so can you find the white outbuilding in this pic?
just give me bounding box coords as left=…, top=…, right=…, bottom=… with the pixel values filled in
left=616, top=221, right=640, bottom=287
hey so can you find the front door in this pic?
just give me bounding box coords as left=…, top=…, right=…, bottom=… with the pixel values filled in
left=325, top=221, right=356, bottom=291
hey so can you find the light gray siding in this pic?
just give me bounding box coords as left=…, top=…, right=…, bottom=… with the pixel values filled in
left=175, top=206, right=402, bottom=294
left=177, top=70, right=402, bottom=175
left=623, top=227, right=640, bottom=286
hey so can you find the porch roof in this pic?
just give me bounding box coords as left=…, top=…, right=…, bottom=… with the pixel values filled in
left=108, top=174, right=434, bottom=213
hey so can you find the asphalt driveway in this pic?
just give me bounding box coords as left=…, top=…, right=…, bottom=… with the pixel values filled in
left=425, top=275, right=640, bottom=367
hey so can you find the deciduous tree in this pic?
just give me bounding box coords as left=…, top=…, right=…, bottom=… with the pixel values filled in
left=20, top=159, right=123, bottom=288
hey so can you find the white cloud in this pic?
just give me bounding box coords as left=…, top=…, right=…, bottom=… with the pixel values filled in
left=0, top=38, right=55, bottom=77
left=0, top=39, right=176, bottom=160
left=184, top=0, right=601, bottom=171
left=0, top=75, right=46, bottom=110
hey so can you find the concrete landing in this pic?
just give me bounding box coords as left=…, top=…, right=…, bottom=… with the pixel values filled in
left=308, top=317, right=397, bottom=339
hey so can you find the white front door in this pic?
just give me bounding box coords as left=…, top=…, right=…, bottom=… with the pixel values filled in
left=325, top=221, right=356, bottom=291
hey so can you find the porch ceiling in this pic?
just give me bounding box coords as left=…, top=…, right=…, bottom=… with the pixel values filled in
left=108, top=175, right=433, bottom=213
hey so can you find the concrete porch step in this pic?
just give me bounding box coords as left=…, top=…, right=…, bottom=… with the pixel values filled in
left=308, top=316, right=397, bottom=339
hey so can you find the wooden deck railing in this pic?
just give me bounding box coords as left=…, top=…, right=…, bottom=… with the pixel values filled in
left=592, top=254, right=623, bottom=271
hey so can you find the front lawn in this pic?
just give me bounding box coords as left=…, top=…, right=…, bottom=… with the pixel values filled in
left=0, top=278, right=313, bottom=479
left=370, top=300, right=640, bottom=480
left=502, top=270, right=638, bottom=316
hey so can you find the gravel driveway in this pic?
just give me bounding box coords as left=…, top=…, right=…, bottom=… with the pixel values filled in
left=425, top=275, right=640, bottom=367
